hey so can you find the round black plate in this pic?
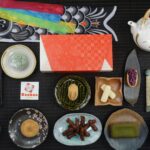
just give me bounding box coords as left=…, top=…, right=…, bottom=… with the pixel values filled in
left=8, top=108, right=49, bottom=149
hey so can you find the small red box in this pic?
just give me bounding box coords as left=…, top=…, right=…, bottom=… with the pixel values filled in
left=40, top=34, right=113, bottom=72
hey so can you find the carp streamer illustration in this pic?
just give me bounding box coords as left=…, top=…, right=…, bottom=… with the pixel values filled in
left=0, top=0, right=118, bottom=42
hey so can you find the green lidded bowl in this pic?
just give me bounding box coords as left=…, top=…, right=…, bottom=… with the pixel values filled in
left=55, top=75, right=91, bottom=111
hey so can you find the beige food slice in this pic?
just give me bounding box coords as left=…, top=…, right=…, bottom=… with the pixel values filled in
left=101, top=84, right=116, bottom=102
left=68, top=83, right=78, bottom=101
left=20, top=119, right=40, bottom=138
left=95, top=77, right=123, bottom=106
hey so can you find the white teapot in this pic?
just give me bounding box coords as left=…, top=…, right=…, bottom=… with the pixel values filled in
left=128, top=9, right=150, bottom=52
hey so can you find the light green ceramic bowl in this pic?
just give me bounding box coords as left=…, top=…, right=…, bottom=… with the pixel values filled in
left=53, top=113, right=102, bottom=146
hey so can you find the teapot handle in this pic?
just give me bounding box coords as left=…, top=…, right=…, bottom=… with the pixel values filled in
left=143, top=9, right=150, bottom=20
left=141, top=9, right=150, bottom=26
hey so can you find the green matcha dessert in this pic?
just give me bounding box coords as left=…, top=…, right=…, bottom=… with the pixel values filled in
left=109, top=122, right=140, bottom=138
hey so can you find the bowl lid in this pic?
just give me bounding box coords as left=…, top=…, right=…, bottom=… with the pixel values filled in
left=1, top=44, right=36, bottom=79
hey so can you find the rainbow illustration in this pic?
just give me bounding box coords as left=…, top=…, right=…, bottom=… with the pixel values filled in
left=0, top=0, right=75, bottom=34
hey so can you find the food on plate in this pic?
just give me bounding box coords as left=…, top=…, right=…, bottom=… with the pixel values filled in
left=124, top=50, right=141, bottom=106
left=53, top=113, right=102, bottom=146
left=62, top=116, right=98, bottom=141
left=20, top=119, right=40, bottom=138
left=100, top=84, right=116, bottom=103
left=95, top=77, right=123, bottom=106
left=109, top=122, right=140, bottom=138
left=127, top=69, right=138, bottom=87
left=104, top=108, right=149, bottom=150
left=68, top=83, right=78, bottom=101
left=55, top=75, right=91, bottom=111
left=9, top=108, right=48, bottom=149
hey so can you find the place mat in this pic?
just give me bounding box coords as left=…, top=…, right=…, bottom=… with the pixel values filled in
left=0, top=0, right=150, bottom=150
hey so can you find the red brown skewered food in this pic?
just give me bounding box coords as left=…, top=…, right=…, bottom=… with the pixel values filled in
left=62, top=116, right=98, bottom=141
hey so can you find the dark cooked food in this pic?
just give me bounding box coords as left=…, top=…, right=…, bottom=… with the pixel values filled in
left=127, top=69, right=138, bottom=87
left=109, top=122, right=140, bottom=138
left=63, top=116, right=98, bottom=141
left=20, top=119, right=40, bottom=138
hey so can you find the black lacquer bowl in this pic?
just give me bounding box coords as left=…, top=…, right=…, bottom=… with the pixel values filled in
left=55, top=75, right=91, bottom=111
left=8, top=108, right=49, bottom=149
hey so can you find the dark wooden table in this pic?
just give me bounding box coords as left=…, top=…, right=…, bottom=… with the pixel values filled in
left=0, top=0, right=150, bottom=149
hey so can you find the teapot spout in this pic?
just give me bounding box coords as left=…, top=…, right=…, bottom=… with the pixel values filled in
left=128, top=21, right=137, bottom=27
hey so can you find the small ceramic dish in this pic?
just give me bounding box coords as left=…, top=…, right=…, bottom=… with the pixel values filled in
left=104, top=108, right=149, bottom=150
left=1, top=44, right=36, bottom=79
left=55, top=75, right=91, bottom=111
left=95, top=77, right=123, bottom=106
left=124, top=50, right=141, bottom=106
left=8, top=108, right=48, bottom=149
left=53, top=113, right=102, bottom=146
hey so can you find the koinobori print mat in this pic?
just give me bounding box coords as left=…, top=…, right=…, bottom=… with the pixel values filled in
left=0, top=6, right=118, bottom=42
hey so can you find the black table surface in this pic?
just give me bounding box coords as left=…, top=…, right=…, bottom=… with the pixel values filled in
left=0, top=0, right=150, bottom=150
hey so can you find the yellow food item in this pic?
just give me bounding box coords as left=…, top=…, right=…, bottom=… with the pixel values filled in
left=101, top=85, right=111, bottom=102
left=20, top=119, right=40, bottom=138
left=101, top=84, right=116, bottom=102
left=68, top=83, right=78, bottom=101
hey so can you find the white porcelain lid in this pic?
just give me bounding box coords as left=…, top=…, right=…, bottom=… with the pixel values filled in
left=1, top=44, right=36, bottom=79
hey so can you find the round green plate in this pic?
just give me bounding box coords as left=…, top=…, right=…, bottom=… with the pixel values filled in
left=55, top=75, right=91, bottom=111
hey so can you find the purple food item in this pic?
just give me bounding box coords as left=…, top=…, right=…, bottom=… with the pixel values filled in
left=127, top=69, right=138, bottom=87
